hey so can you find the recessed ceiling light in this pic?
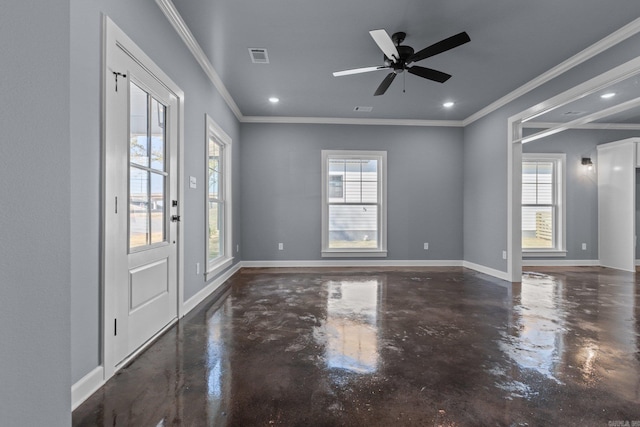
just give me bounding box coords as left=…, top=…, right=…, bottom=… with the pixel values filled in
left=443, top=101, right=455, bottom=108
left=601, top=92, right=616, bottom=99
left=268, top=97, right=280, bottom=104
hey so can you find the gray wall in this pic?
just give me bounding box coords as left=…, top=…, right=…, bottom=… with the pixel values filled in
left=70, top=0, right=241, bottom=384
left=463, top=32, right=640, bottom=273
left=240, top=123, right=464, bottom=261
left=637, top=169, right=640, bottom=260
left=0, top=1, right=71, bottom=425
left=523, top=129, right=640, bottom=260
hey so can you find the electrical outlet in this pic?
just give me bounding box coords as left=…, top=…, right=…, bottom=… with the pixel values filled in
left=502, top=250, right=507, bottom=260
left=582, top=243, right=587, bottom=250
left=278, top=243, right=284, bottom=250
left=423, top=242, right=429, bottom=250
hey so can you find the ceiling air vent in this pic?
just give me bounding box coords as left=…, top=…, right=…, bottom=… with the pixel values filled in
left=248, top=48, right=269, bottom=64
left=353, top=106, right=373, bottom=112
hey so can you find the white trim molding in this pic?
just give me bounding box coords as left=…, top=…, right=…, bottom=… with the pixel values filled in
left=155, top=0, right=242, bottom=120
left=463, top=17, right=640, bottom=126
left=205, top=114, right=234, bottom=279
left=523, top=259, right=600, bottom=267
left=524, top=122, right=640, bottom=131
left=241, top=260, right=464, bottom=268
left=241, top=116, right=463, bottom=127
left=321, top=150, right=387, bottom=258
left=156, top=0, right=640, bottom=128
left=71, top=367, right=104, bottom=410
left=462, top=261, right=510, bottom=282
left=183, top=262, right=241, bottom=315
left=507, top=55, right=640, bottom=284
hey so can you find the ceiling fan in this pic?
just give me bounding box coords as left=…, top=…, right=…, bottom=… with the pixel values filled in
left=333, top=29, right=470, bottom=96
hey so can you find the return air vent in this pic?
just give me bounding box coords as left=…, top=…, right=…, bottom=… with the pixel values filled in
left=248, top=48, right=269, bottom=64
left=353, top=106, right=373, bottom=112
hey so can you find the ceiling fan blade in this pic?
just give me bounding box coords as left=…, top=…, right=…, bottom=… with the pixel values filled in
left=369, top=29, right=399, bottom=63
left=408, top=66, right=451, bottom=83
left=409, top=31, right=471, bottom=63
left=374, top=72, right=396, bottom=96
left=333, top=66, right=389, bottom=77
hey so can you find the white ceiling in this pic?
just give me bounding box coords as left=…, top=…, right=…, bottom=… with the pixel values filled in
left=171, top=0, right=640, bottom=122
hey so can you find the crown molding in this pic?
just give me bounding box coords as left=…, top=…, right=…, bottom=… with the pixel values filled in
left=463, top=17, right=640, bottom=126
left=157, top=0, right=640, bottom=129
left=241, top=115, right=463, bottom=127
left=155, top=0, right=243, bottom=120
left=524, top=121, right=640, bottom=130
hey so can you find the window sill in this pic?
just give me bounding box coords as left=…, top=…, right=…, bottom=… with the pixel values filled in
left=322, top=250, right=388, bottom=258
left=523, top=250, right=567, bottom=258
left=205, top=256, right=234, bottom=281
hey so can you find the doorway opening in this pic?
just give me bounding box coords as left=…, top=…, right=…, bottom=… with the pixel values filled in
left=508, top=55, right=640, bottom=281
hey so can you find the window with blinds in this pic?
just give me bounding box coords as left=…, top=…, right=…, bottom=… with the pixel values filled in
left=322, top=150, right=387, bottom=257
left=522, top=154, right=564, bottom=252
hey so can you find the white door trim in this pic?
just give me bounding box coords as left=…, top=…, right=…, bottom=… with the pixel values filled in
left=102, top=16, right=184, bottom=381
left=507, top=55, right=640, bottom=282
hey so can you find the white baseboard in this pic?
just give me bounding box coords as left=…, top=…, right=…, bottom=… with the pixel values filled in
left=462, top=261, right=510, bottom=281
left=182, top=262, right=242, bottom=315
left=71, top=366, right=104, bottom=411
left=522, top=259, right=600, bottom=267
left=240, top=259, right=463, bottom=268
left=72, top=262, right=242, bottom=410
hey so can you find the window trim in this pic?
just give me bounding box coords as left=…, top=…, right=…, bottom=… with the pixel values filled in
left=522, top=153, right=566, bottom=257
left=321, top=150, right=387, bottom=258
left=205, top=115, right=233, bottom=278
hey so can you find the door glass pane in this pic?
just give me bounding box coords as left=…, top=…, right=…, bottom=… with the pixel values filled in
left=130, top=83, right=149, bottom=168
left=522, top=206, right=553, bottom=249
left=328, top=205, right=378, bottom=249
left=150, top=98, right=165, bottom=171
left=130, top=167, right=149, bottom=248
left=129, top=84, right=168, bottom=250
left=150, top=172, right=165, bottom=244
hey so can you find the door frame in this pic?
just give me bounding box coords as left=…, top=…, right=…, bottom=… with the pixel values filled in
left=507, top=55, right=640, bottom=282
left=102, top=16, right=184, bottom=380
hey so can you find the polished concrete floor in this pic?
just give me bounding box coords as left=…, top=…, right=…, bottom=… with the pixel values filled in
left=73, top=267, right=640, bottom=426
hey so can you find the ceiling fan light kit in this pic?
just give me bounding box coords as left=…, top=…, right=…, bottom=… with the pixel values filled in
left=333, top=29, right=470, bottom=96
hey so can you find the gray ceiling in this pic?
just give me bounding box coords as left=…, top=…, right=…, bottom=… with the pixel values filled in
left=172, top=0, right=640, bottom=121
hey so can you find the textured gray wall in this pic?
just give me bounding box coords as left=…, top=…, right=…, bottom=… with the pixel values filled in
left=523, top=129, right=639, bottom=260
left=70, top=0, right=241, bottom=383
left=463, top=32, right=640, bottom=273
left=240, top=123, right=464, bottom=261
left=0, top=1, right=71, bottom=424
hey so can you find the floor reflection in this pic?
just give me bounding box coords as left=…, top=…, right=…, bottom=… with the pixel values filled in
left=72, top=267, right=640, bottom=426
left=502, top=272, right=567, bottom=383
left=205, top=302, right=231, bottom=425
left=320, top=280, right=380, bottom=373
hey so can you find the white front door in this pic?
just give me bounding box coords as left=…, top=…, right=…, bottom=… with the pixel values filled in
left=103, top=19, right=181, bottom=374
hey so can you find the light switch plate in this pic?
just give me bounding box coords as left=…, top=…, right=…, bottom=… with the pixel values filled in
left=189, top=176, right=197, bottom=189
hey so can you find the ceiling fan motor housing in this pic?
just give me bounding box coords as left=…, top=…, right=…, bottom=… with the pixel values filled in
left=385, top=45, right=415, bottom=71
